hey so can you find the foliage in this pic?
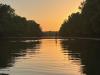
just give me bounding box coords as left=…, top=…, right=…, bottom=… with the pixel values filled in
left=59, top=0, right=100, bottom=38
left=0, top=4, right=42, bottom=37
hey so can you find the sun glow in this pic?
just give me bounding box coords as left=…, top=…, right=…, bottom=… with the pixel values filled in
left=2, top=0, right=82, bottom=31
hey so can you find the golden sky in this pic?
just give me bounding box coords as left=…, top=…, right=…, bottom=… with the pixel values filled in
left=2, top=0, right=82, bottom=31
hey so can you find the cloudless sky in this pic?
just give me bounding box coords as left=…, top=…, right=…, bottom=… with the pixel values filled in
left=1, top=0, right=82, bottom=31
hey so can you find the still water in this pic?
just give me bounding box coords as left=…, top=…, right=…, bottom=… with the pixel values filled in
left=0, top=39, right=100, bottom=75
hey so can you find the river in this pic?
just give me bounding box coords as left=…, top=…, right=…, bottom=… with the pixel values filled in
left=0, top=39, right=100, bottom=75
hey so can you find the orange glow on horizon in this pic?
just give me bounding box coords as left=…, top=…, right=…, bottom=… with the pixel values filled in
left=3, top=0, right=82, bottom=31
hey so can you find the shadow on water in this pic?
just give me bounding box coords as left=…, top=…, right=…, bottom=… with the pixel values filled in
left=0, top=39, right=41, bottom=75
left=60, top=39, right=100, bottom=75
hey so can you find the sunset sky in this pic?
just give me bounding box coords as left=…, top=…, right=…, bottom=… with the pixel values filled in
left=1, top=0, right=82, bottom=31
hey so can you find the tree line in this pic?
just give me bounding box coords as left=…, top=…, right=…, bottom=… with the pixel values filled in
left=0, top=4, right=43, bottom=37
left=59, top=0, right=100, bottom=38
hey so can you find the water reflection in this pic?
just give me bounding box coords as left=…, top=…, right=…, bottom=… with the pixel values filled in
left=0, top=39, right=100, bottom=75
left=61, top=39, right=81, bottom=62
left=0, top=39, right=41, bottom=74
left=60, top=39, right=100, bottom=75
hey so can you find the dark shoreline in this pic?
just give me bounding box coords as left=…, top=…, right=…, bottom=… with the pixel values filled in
left=0, top=37, right=100, bottom=41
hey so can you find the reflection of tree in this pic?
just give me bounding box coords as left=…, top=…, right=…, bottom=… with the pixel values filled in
left=0, top=39, right=41, bottom=69
left=61, top=39, right=81, bottom=61
left=61, top=39, right=100, bottom=75
left=80, top=40, right=100, bottom=75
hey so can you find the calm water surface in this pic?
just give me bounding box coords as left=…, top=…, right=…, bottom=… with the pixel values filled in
left=0, top=39, right=100, bottom=75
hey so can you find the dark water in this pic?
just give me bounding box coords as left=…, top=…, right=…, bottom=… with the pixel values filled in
left=0, top=39, right=100, bottom=75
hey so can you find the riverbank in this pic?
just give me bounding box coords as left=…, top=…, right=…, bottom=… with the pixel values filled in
left=0, top=36, right=100, bottom=41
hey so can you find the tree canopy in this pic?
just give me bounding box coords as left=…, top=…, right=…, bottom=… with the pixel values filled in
left=0, top=4, right=43, bottom=37
left=59, top=0, right=100, bottom=38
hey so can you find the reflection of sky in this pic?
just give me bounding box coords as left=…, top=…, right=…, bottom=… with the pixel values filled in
left=1, top=0, right=82, bottom=31
left=3, top=39, right=82, bottom=75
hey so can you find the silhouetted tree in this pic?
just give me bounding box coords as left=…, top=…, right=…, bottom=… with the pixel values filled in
left=59, top=12, right=83, bottom=37
left=0, top=4, right=43, bottom=37
left=59, top=0, right=100, bottom=38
